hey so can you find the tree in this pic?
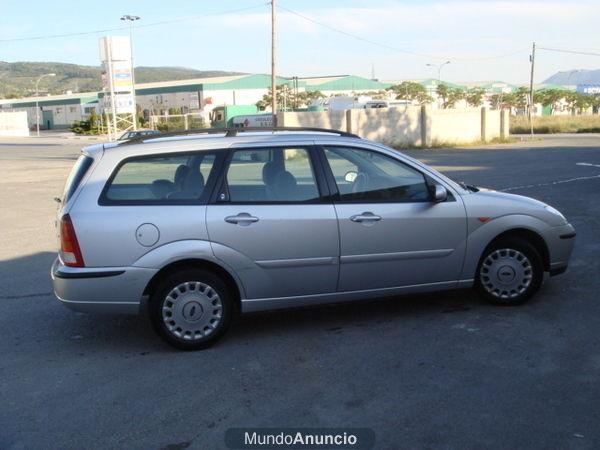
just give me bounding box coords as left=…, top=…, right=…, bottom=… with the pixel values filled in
left=465, top=87, right=485, bottom=107
left=512, top=87, right=529, bottom=110
left=294, top=90, right=324, bottom=108
left=564, top=91, right=592, bottom=114
left=256, top=85, right=291, bottom=111
left=362, top=90, right=388, bottom=100
left=256, top=86, right=324, bottom=110
left=437, top=84, right=465, bottom=109
left=488, top=93, right=503, bottom=109
left=535, top=88, right=567, bottom=114
left=387, top=81, right=432, bottom=105
left=488, top=87, right=529, bottom=111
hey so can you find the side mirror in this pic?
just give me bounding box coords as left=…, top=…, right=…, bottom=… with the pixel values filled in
left=432, top=184, right=448, bottom=203
left=344, top=170, right=358, bottom=183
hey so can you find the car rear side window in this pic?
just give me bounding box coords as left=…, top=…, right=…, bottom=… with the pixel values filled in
left=100, top=151, right=221, bottom=205
left=225, top=147, right=320, bottom=203
left=63, top=155, right=93, bottom=202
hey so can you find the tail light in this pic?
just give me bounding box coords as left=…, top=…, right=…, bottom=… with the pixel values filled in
left=59, top=214, right=84, bottom=267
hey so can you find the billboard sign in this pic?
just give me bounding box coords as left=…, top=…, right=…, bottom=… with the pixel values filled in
left=576, top=84, right=600, bottom=95
left=102, top=92, right=135, bottom=114
left=99, top=36, right=133, bottom=95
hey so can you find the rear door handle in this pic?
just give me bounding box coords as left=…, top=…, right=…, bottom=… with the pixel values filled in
left=350, top=212, right=382, bottom=223
left=225, top=213, right=259, bottom=226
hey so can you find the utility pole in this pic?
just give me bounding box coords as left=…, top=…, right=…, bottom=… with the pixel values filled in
left=271, top=0, right=277, bottom=125
left=528, top=41, right=536, bottom=138
left=121, top=15, right=140, bottom=131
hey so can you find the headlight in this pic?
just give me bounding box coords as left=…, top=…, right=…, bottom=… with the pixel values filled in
left=545, top=205, right=566, bottom=222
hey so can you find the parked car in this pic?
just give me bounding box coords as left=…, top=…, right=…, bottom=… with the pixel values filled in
left=51, top=128, right=575, bottom=350
left=118, top=129, right=161, bottom=141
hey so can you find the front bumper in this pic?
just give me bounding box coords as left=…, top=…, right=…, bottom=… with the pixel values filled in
left=51, top=258, right=157, bottom=315
left=544, top=223, right=576, bottom=277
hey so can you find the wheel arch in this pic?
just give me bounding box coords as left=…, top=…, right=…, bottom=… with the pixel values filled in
left=143, top=258, right=242, bottom=310
left=482, top=228, right=550, bottom=272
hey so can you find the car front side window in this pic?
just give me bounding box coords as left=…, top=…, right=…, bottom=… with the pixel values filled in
left=323, top=146, right=430, bottom=202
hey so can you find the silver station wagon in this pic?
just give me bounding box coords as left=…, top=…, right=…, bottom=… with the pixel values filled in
left=52, top=127, right=576, bottom=350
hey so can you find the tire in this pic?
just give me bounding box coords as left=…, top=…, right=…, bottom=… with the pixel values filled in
left=149, top=269, right=233, bottom=350
left=475, top=237, right=544, bottom=306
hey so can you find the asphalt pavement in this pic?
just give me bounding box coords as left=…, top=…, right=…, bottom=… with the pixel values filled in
left=1, top=134, right=599, bottom=450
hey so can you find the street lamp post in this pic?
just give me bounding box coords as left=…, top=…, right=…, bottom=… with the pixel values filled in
left=120, top=14, right=140, bottom=131
left=35, top=73, right=56, bottom=136
left=426, top=60, right=451, bottom=82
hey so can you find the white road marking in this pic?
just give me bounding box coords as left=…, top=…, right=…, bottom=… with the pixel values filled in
left=501, top=162, right=600, bottom=192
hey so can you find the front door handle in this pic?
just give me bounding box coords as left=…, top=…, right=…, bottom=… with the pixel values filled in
left=224, top=213, right=259, bottom=226
left=350, top=212, right=382, bottom=223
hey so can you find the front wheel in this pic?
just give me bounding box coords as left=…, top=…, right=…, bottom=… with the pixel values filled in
left=476, top=238, right=544, bottom=305
left=149, top=269, right=233, bottom=350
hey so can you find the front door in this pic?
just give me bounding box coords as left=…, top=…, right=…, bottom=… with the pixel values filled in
left=321, top=145, right=467, bottom=292
left=206, top=145, right=339, bottom=300
left=42, top=110, right=54, bottom=130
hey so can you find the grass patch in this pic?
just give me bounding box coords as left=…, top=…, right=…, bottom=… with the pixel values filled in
left=510, top=115, right=600, bottom=134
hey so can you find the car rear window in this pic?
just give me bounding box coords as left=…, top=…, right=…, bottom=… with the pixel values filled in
left=63, top=155, right=93, bottom=202
left=100, top=151, right=221, bottom=205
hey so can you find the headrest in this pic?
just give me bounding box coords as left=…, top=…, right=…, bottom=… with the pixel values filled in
left=174, top=164, right=190, bottom=187
left=262, top=161, right=280, bottom=185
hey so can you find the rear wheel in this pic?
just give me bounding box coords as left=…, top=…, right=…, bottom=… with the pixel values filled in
left=149, top=269, right=233, bottom=350
left=476, top=238, right=543, bottom=305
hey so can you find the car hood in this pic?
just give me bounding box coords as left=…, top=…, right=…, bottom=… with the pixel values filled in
left=471, top=188, right=548, bottom=209
left=462, top=187, right=567, bottom=226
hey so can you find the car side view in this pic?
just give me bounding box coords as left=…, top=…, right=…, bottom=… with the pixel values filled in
left=51, top=127, right=576, bottom=350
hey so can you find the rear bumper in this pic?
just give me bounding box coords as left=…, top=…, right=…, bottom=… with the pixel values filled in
left=51, top=258, right=157, bottom=315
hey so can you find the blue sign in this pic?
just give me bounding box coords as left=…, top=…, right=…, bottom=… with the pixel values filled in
left=576, top=84, right=600, bottom=95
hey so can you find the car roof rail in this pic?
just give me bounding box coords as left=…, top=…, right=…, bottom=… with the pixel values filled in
left=119, top=126, right=360, bottom=145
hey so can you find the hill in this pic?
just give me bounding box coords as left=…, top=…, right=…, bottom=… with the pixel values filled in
left=0, top=61, right=244, bottom=99
left=543, top=69, right=600, bottom=85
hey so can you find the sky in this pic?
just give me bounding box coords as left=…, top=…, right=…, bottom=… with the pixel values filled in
left=1, top=0, right=599, bottom=84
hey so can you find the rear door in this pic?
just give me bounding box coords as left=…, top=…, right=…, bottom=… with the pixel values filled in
left=320, top=144, right=467, bottom=292
left=206, top=144, right=339, bottom=300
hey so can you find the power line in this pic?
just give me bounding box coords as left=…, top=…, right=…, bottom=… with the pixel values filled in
left=538, top=46, right=600, bottom=57
left=277, top=4, right=527, bottom=62
left=0, top=3, right=268, bottom=43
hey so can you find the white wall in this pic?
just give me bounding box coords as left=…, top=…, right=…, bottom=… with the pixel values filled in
left=427, top=108, right=483, bottom=144
left=0, top=111, right=29, bottom=136
left=136, top=91, right=200, bottom=115
left=278, top=107, right=506, bottom=147
left=202, top=88, right=270, bottom=112
left=136, top=88, right=271, bottom=116
left=347, top=107, right=422, bottom=146
left=277, top=110, right=348, bottom=131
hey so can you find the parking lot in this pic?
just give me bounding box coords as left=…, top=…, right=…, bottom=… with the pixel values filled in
left=1, top=134, right=599, bottom=449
